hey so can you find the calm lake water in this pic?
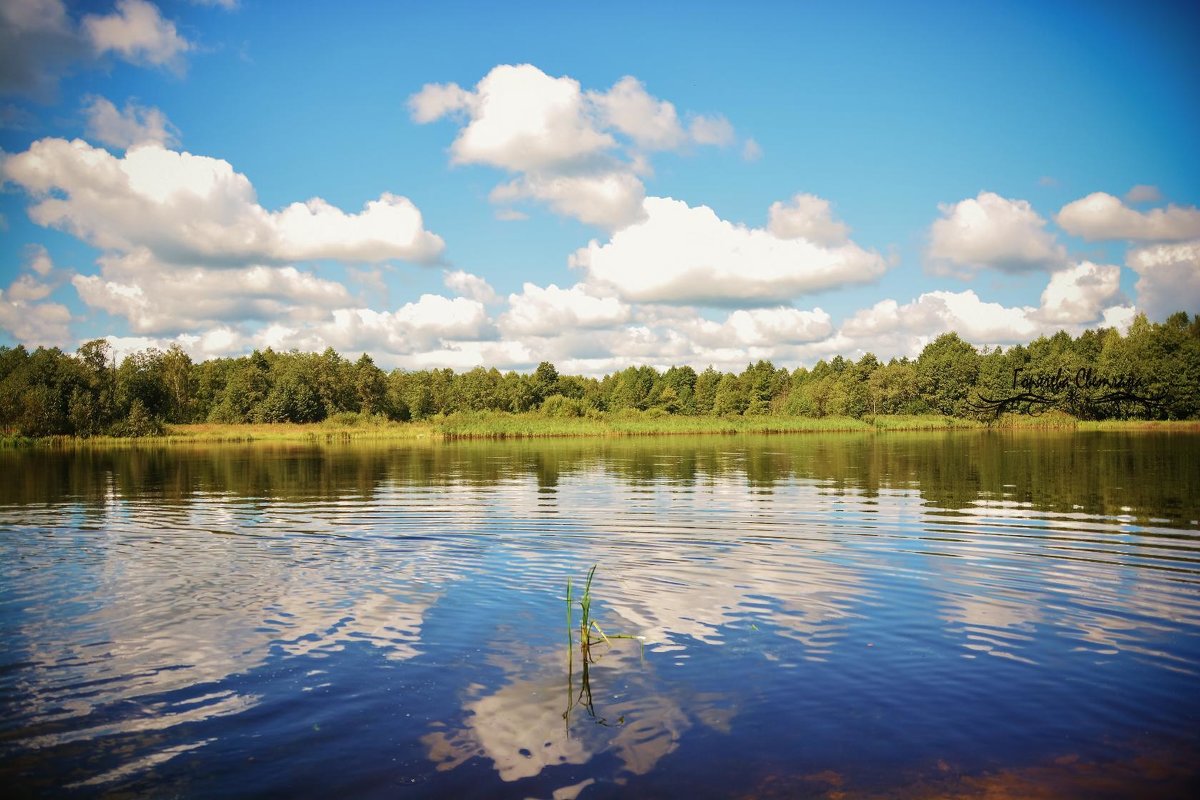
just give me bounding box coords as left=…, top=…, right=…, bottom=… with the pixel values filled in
left=2, top=431, right=1198, bottom=798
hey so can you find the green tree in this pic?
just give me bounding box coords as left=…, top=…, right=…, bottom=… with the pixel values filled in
left=916, top=332, right=980, bottom=416
left=531, top=361, right=560, bottom=406
left=713, top=373, right=746, bottom=415
left=161, top=344, right=193, bottom=423
left=693, top=367, right=721, bottom=415
left=354, top=353, right=388, bottom=417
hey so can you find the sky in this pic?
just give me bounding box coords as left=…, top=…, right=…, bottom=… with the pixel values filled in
left=1, top=0, right=1198, bottom=375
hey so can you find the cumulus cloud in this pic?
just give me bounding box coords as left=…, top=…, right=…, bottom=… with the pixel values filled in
left=499, top=282, right=630, bottom=337
left=410, top=64, right=741, bottom=229
left=570, top=196, right=887, bottom=306
left=1124, top=184, right=1162, bottom=204
left=444, top=270, right=500, bottom=304
left=25, top=243, right=54, bottom=275
left=0, top=0, right=79, bottom=96
left=843, top=291, right=1039, bottom=346
left=1126, top=240, right=1200, bottom=320
left=839, top=263, right=1133, bottom=358
left=421, top=64, right=613, bottom=173
left=767, top=193, right=850, bottom=246
left=2, top=138, right=445, bottom=266
left=680, top=307, right=833, bottom=349
left=6, top=273, right=53, bottom=302
left=82, top=0, right=190, bottom=70
left=394, top=294, right=492, bottom=342
left=72, top=250, right=352, bottom=334
left=83, top=95, right=177, bottom=148
left=588, top=75, right=686, bottom=151
left=1037, top=261, right=1124, bottom=324
left=0, top=286, right=71, bottom=346
left=317, top=295, right=493, bottom=354
left=2, top=1, right=193, bottom=97
left=1056, top=192, right=1200, bottom=241
left=489, top=169, right=646, bottom=230
left=688, top=114, right=735, bottom=146
left=0, top=245, right=71, bottom=345
left=408, top=81, right=475, bottom=123
left=927, top=191, right=1066, bottom=275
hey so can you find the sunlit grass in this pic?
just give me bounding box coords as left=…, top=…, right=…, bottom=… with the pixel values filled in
left=868, top=414, right=982, bottom=430
left=1078, top=419, right=1200, bottom=431
left=8, top=412, right=1198, bottom=447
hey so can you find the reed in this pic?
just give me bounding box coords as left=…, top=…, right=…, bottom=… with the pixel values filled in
left=564, top=565, right=640, bottom=729
left=11, top=414, right=1198, bottom=447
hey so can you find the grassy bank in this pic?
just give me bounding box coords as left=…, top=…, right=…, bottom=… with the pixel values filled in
left=5, top=411, right=1197, bottom=447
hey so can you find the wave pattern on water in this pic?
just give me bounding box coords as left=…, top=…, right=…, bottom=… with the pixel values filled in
left=0, top=432, right=1198, bottom=797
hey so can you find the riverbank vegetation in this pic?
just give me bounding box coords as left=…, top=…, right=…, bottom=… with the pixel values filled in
left=2, top=312, right=1197, bottom=442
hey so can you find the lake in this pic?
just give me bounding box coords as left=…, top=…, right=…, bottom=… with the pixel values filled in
left=2, top=431, right=1198, bottom=798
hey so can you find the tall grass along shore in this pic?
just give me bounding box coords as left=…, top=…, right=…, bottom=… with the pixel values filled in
left=6, top=411, right=1197, bottom=448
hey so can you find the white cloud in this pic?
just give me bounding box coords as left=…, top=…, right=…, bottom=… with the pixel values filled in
left=1124, top=184, right=1162, bottom=204
left=443, top=270, right=499, bottom=304
left=499, top=282, right=630, bottom=337
left=272, top=193, right=444, bottom=263
left=25, top=243, right=54, bottom=275
left=493, top=208, right=528, bottom=222
left=767, top=193, right=850, bottom=246
left=2, top=138, right=445, bottom=266
left=0, top=283, right=71, bottom=346
left=722, top=307, right=833, bottom=346
left=1037, top=261, right=1124, bottom=324
left=1, top=0, right=192, bottom=96
left=72, top=250, right=352, bottom=334
left=688, top=114, right=735, bottom=146
left=103, top=327, right=247, bottom=363
left=742, top=138, right=763, bottom=162
left=1056, top=192, right=1200, bottom=241
left=410, top=64, right=743, bottom=230
left=678, top=307, right=833, bottom=349
left=316, top=295, right=493, bottom=355
left=407, top=81, right=476, bottom=124
left=588, top=75, right=685, bottom=151
left=837, top=264, right=1135, bottom=360
left=570, top=196, right=887, bottom=305
left=489, top=169, right=646, bottom=230
left=422, top=64, right=613, bottom=173
left=395, top=294, right=491, bottom=340
left=0, top=0, right=81, bottom=96
left=83, top=95, right=177, bottom=149
left=82, top=0, right=190, bottom=69
left=927, top=191, right=1066, bottom=275
left=2, top=0, right=70, bottom=33
left=6, top=274, right=53, bottom=302
left=843, top=290, right=1039, bottom=346
left=1126, top=240, right=1200, bottom=320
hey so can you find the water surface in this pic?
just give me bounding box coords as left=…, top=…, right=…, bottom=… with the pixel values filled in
left=2, top=431, right=1198, bottom=797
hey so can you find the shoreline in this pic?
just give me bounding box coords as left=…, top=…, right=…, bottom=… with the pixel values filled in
left=4, top=413, right=1198, bottom=447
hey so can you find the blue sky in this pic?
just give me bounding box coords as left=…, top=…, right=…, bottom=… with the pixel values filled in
left=2, top=0, right=1198, bottom=373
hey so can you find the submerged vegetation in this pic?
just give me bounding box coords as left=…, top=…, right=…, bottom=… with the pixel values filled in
left=2, top=311, right=1198, bottom=442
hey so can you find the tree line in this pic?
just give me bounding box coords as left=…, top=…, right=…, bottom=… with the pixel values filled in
left=2, top=311, right=1197, bottom=437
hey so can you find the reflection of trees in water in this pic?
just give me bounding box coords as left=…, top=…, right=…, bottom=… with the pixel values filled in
left=2, top=432, right=1195, bottom=527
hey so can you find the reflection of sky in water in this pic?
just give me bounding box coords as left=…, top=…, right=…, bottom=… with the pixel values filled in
left=0, top=433, right=1198, bottom=796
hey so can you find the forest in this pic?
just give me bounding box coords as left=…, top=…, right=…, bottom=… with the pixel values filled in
left=1, top=311, right=1197, bottom=438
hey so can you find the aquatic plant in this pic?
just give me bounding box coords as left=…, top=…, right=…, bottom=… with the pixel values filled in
left=564, top=565, right=640, bottom=729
